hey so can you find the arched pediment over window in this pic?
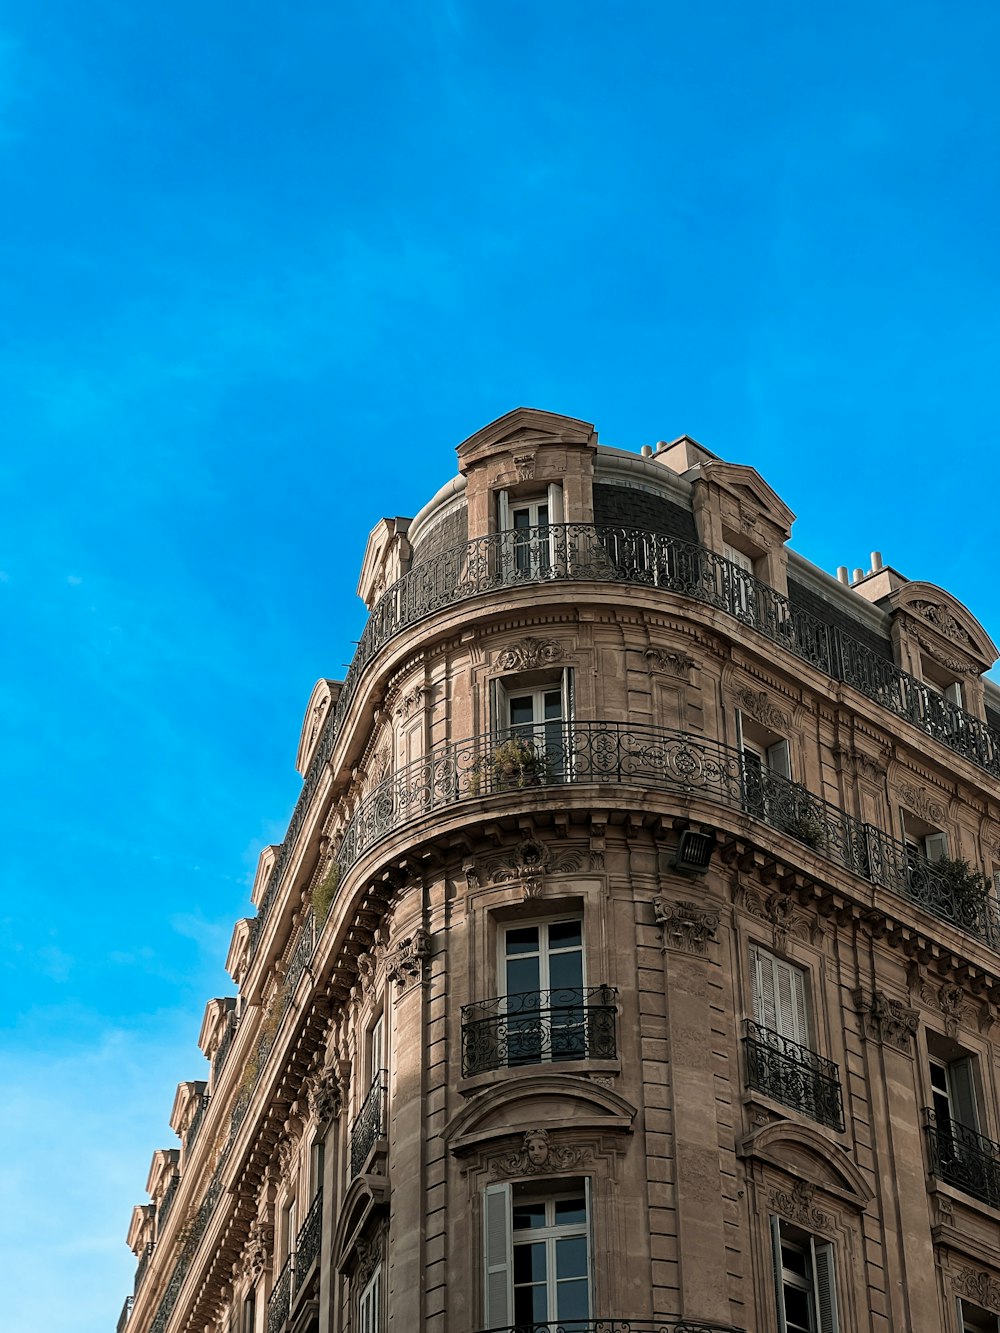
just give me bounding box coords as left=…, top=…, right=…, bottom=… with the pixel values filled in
left=333, top=1172, right=389, bottom=1273
left=295, top=679, right=341, bottom=777
left=887, top=580, right=998, bottom=675
left=738, top=1119, right=873, bottom=1211
left=443, top=1073, right=636, bottom=1158
left=456, top=407, right=598, bottom=471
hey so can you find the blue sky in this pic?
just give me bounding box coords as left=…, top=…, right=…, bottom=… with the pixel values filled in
left=1, top=1, right=998, bottom=1326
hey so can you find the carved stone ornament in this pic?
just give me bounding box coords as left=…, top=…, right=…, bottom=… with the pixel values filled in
left=394, top=684, right=428, bottom=718
left=489, top=1129, right=595, bottom=1180
left=954, top=1267, right=1000, bottom=1312
left=653, top=898, right=720, bottom=956
left=732, top=685, right=788, bottom=731
left=645, top=647, right=696, bottom=677
left=464, top=858, right=481, bottom=891
left=937, top=983, right=968, bottom=1038
left=240, top=1220, right=274, bottom=1282
left=490, top=837, right=552, bottom=899
left=356, top=952, right=376, bottom=991
left=831, top=744, right=891, bottom=782
left=914, top=632, right=978, bottom=675
left=895, top=780, right=945, bottom=825
left=911, top=601, right=973, bottom=648
left=354, top=1227, right=385, bottom=1288
left=768, top=1180, right=829, bottom=1231
left=853, top=989, right=919, bottom=1053
left=494, top=637, right=562, bottom=672
left=511, top=451, right=536, bottom=481
left=935, top=1193, right=955, bottom=1228
left=306, top=1068, right=342, bottom=1124
left=386, top=929, right=432, bottom=988
left=276, top=1135, right=297, bottom=1176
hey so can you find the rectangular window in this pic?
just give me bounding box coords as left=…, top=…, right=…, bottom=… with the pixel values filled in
left=751, top=945, right=809, bottom=1047
left=770, top=1215, right=838, bottom=1333
left=282, top=1198, right=297, bottom=1262
left=310, top=1138, right=325, bottom=1199
left=483, top=1181, right=591, bottom=1328
left=358, top=1265, right=381, bottom=1333
left=492, top=668, right=574, bottom=782
left=737, top=708, right=792, bottom=823
left=959, top=1299, right=1000, bottom=1331
left=501, top=919, right=585, bottom=1064
left=724, top=541, right=756, bottom=618
left=498, top=484, right=564, bottom=579
left=242, top=1291, right=256, bottom=1333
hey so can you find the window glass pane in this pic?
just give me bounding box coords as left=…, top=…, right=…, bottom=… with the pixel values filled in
left=513, top=509, right=532, bottom=529
left=783, top=1285, right=813, bottom=1329
left=555, top=1235, right=588, bottom=1278
left=548, top=921, right=582, bottom=949
left=506, top=957, right=540, bottom=995
left=513, top=1240, right=547, bottom=1280
left=512, top=1203, right=547, bottom=1231
left=556, top=1277, right=590, bottom=1320
left=548, top=952, right=584, bottom=993
left=506, top=928, right=539, bottom=955
left=509, top=697, right=535, bottom=727
left=554, top=1198, right=587, bottom=1225
left=782, top=1243, right=809, bottom=1278
left=543, top=690, right=562, bottom=719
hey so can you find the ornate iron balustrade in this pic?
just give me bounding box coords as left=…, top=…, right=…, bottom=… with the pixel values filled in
left=479, top=1320, right=744, bottom=1332
left=184, top=1093, right=211, bottom=1154
left=211, top=1011, right=238, bottom=1084
left=350, top=1069, right=388, bottom=1177
left=743, top=1019, right=844, bottom=1131
left=134, top=1241, right=155, bottom=1293
left=462, top=986, right=618, bottom=1076
left=924, top=1107, right=1000, bottom=1208
left=247, top=521, right=1000, bottom=960
left=334, top=722, right=1000, bottom=949
left=267, top=1254, right=294, bottom=1333
left=117, top=1295, right=133, bottom=1333
left=293, top=1189, right=323, bottom=1291
left=158, top=1172, right=180, bottom=1226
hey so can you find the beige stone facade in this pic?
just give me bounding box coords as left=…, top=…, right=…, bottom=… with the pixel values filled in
left=121, top=409, right=1000, bottom=1333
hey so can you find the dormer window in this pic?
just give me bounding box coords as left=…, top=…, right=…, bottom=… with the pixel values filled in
left=498, top=484, right=564, bottom=580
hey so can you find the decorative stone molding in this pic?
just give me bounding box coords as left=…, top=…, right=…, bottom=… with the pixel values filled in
left=853, top=989, right=919, bottom=1053
left=768, top=1180, right=830, bottom=1231
left=306, top=1068, right=342, bottom=1125
left=736, top=881, right=814, bottom=951
left=653, top=898, right=720, bottom=956
left=910, top=968, right=973, bottom=1038
left=276, top=1136, right=297, bottom=1176
left=914, top=633, right=979, bottom=674
left=831, top=744, right=891, bottom=782
left=954, top=1267, right=1000, bottom=1312
left=354, top=1226, right=386, bottom=1288
left=732, top=685, right=788, bottom=731
left=934, top=1193, right=955, bottom=1229
left=911, top=601, right=974, bottom=649
left=489, top=1129, right=595, bottom=1180
left=393, top=685, right=428, bottom=719
left=356, top=952, right=376, bottom=992
left=494, top=637, right=562, bottom=671
left=386, top=929, right=431, bottom=989
left=511, top=451, right=536, bottom=481
left=645, top=647, right=696, bottom=677
left=240, top=1220, right=273, bottom=1282
left=463, top=857, right=481, bottom=892
left=895, top=780, right=946, bottom=825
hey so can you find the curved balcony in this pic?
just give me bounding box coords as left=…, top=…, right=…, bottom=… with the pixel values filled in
left=250, top=523, right=1000, bottom=955
left=462, top=986, right=618, bottom=1076
left=477, top=1320, right=743, bottom=1332
left=335, top=722, right=1000, bottom=949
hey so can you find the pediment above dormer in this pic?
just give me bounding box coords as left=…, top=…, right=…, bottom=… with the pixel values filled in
left=295, top=678, right=342, bottom=776
left=197, top=995, right=237, bottom=1058
left=145, top=1147, right=180, bottom=1198
left=887, top=581, right=998, bottom=674
left=169, top=1080, right=208, bottom=1137
left=456, top=407, right=598, bottom=473
left=356, top=517, right=412, bottom=612
left=250, top=845, right=279, bottom=909
left=225, top=917, right=253, bottom=987
left=699, top=459, right=796, bottom=545
left=127, top=1203, right=155, bottom=1253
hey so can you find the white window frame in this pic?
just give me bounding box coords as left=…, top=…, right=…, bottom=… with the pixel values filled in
left=483, top=1180, right=592, bottom=1328
left=498, top=484, right=564, bottom=578
left=499, top=917, right=587, bottom=1065
left=724, top=540, right=756, bottom=616
left=770, top=1214, right=839, bottom=1333
left=492, top=668, right=575, bottom=780
left=958, top=1297, right=1000, bottom=1331
left=358, top=1263, right=382, bottom=1333
left=929, top=1053, right=980, bottom=1134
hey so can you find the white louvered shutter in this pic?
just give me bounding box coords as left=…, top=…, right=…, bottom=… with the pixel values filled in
left=483, top=1182, right=512, bottom=1327
left=769, top=1215, right=789, bottom=1333
left=751, top=945, right=778, bottom=1034
left=766, top=739, right=791, bottom=780
left=812, top=1238, right=839, bottom=1333
left=950, top=1058, right=979, bottom=1132
left=924, top=832, right=949, bottom=862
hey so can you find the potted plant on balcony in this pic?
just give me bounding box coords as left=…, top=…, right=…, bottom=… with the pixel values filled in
left=490, top=736, right=551, bottom=790
left=932, top=856, right=993, bottom=927
left=782, top=804, right=827, bottom=850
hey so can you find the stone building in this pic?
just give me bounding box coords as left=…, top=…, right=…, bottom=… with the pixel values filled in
left=121, top=408, right=1000, bottom=1333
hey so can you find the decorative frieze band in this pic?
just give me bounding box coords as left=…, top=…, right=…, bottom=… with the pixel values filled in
left=852, top=989, right=919, bottom=1053
left=653, top=897, right=719, bottom=956
left=489, top=1129, right=595, bottom=1180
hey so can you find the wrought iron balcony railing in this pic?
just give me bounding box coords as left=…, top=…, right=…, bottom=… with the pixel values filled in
left=335, top=722, right=1000, bottom=949
left=350, top=1069, right=388, bottom=1177
left=183, top=1092, right=211, bottom=1154
left=134, top=1241, right=155, bottom=1293
left=462, top=986, right=618, bottom=1076
left=267, top=1253, right=294, bottom=1333
left=157, top=1172, right=180, bottom=1226
left=478, top=1320, right=744, bottom=1332
left=248, top=522, right=1000, bottom=960
left=293, top=1189, right=323, bottom=1292
left=743, top=1019, right=844, bottom=1131
left=211, top=1012, right=238, bottom=1085
left=117, top=1295, right=133, bottom=1333
left=924, top=1107, right=1000, bottom=1208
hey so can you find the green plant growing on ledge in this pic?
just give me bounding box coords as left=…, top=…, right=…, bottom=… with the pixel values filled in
left=313, top=863, right=341, bottom=925
left=932, top=856, right=994, bottom=920
left=488, top=736, right=552, bottom=790
left=783, top=805, right=827, bottom=850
